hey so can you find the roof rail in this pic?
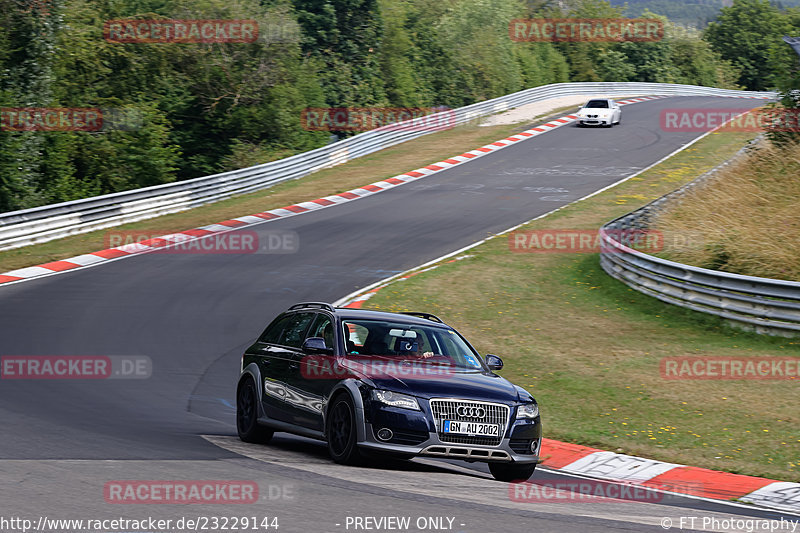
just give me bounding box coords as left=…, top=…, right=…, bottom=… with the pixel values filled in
left=401, top=311, right=444, bottom=323
left=288, top=302, right=336, bottom=312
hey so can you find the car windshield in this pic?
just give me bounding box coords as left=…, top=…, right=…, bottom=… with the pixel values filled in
left=584, top=100, right=609, bottom=109
left=342, top=319, right=485, bottom=371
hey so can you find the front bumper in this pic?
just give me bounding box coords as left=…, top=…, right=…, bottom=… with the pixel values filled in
left=359, top=399, right=541, bottom=464
left=579, top=117, right=611, bottom=126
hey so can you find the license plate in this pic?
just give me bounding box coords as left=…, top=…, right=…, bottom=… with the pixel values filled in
left=442, top=420, right=499, bottom=437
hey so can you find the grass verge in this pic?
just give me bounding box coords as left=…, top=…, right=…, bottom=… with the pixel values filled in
left=653, top=140, right=800, bottom=281
left=0, top=106, right=580, bottom=273
left=363, top=128, right=800, bottom=483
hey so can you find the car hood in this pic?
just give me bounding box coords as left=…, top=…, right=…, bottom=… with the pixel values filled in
left=338, top=357, right=522, bottom=402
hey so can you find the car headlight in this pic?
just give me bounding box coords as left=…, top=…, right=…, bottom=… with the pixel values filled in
left=516, top=403, right=539, bottom=419
left=372, top=390, right=420, bottom=410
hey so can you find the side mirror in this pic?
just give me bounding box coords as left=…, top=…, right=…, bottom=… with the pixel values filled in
left=485, top=354, right=503, bottom=371
left=302, top=337, right=333, bottom=355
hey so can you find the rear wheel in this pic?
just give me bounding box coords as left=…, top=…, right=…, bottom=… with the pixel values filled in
left=237, top=377, right=274, bottom=443
left=489, top=462, right=537, bottom=482
left=327, top=394, right=363, bottom=465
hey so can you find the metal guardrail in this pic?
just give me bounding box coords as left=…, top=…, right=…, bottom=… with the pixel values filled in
left=0, top=82, right=775, bottom=251
left=599, top=142, right=800, bottom=336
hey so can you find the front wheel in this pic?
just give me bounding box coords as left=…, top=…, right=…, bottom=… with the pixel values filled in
left=237, top=377, right=274, bottom=444
left=326, top=394, right=363, bottom=465
left=489, top=462, right=537, bottom=482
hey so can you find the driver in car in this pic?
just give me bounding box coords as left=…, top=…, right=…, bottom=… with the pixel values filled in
left=396, top=334, right=436, bottom=359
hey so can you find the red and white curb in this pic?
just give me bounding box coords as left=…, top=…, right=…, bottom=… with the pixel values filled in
left=539, top=439, right=799, bottom=513
left=0, top=94, right=749, bottom=288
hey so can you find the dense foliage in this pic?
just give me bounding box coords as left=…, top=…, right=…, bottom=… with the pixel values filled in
left=610, top=0, right=800, bottom=28
left=704, top=0, right=800, bottom=90
left=0, top=0, right=795, bottom=212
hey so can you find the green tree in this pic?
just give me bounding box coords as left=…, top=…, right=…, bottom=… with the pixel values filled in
left=556, top=0, right=625, bottom=81
left=766, top=28, right=800, bottom=145
left=668, top=24, right=740, bottom=88
left=293, top=0, right=387, bottom=106
left=704, top=0, right=791, bottom=90
left=0, top=0, right=65, bottom=210
left=377, top=0, right=425, bottom=106
left=596, top=49, right=636, bottom=81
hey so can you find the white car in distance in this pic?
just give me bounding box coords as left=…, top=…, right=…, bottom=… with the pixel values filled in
left=576, top=98, right=621, bottom=127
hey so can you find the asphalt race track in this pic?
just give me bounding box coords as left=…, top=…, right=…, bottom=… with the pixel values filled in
left=1, top=96, right=795, bottom=532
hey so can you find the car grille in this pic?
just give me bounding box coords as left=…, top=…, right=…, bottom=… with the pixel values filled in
left=429, top=399, right=510, bottom=446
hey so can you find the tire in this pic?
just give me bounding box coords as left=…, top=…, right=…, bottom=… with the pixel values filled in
left=326, top=394, right=363, bottom=465
left=489, top=462, right=537, bottom=482
left=237, top=377, right=274, bottom=444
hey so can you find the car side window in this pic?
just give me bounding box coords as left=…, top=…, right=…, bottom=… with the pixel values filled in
left=259, top=314, right=292, bottom=344
left=308, top=314, right=335, bottom=349
left=278, top=312, right=316, bottom=348
left=343, top=322, right=369, bottom=354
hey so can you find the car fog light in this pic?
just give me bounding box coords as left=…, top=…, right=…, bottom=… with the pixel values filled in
left=377, top=428, right=393, bottom=441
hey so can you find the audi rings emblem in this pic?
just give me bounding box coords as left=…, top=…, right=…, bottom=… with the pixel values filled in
left=457, top=406, right=486, bottom=418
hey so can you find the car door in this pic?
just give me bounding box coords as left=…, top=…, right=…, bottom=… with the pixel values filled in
left=285, top=312, right=339, bottom=431
left=243, top=313, right=290, bottom=421
left=256, top=311, right=315, bottom=423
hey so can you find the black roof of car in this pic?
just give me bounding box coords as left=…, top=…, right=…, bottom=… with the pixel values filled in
left=286, top=303, right=448, bottom=327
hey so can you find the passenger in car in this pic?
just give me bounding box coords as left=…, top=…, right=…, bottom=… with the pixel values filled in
left=362, top=328, right=393, bottom=356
